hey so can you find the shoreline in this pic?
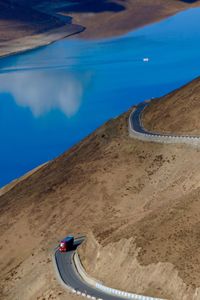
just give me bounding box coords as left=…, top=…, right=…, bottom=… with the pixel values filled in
left=1, top=2, right=200, bottom=60
left=0, top=162, right=48, bottom=197
left=67, top=1, right=200, bottom=40
left=2, top=3, right=200, bottom=300
left=0, top=23, right=84, bottom=60
left=1, top=3, right=200, bottom=189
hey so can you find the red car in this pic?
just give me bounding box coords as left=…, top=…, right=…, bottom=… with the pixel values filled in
left=59, top=235, right=74, bottom=252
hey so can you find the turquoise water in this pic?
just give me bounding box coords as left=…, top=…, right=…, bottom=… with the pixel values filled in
left=1, top=7, right=200, bottom=187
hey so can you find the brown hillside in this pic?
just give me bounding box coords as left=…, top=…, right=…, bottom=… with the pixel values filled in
left=142, top=77, right=200, bottom=135
left=0, top=1, right=83, bottom=57
left=1, top=0, right=200, bottom=57
left=58, top=0, right=200, bottom=39
left=2, top=78, right=200, bottom=299
left=0, top=0, right=67, bottom=42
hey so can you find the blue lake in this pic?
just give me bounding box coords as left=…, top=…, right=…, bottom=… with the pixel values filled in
left=1, top=7, right=200, bottom=187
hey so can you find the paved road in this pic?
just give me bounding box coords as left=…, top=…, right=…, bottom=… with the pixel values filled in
left=54, top=101, right=175, bottom=300
left=54, top=102, right=199, bottom=300
left=55, top=249, right=135, bottom=300
left=130, top=102, right=200, bottom=139
left=130, top=102, right=169, bottom=136
left=130, top=103, right=152, bottom=134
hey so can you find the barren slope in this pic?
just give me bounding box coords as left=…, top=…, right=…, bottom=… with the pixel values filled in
left=142, top=77, right=200, bottom=135
left=0, top=1, right=62, bottom=42
left=0, top=1, right=83, bottom=57
left=59, top=0, right=200, bottom=39
left=1, top=0, right=200, bottom=57
left=2, top=77, right=200, bottom=299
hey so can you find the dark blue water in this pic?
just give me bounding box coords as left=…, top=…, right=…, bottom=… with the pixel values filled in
left=1, top=7, right=200, bottom=187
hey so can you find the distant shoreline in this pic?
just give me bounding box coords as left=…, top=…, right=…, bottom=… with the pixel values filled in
left=0, top=23, right=84, bottom=60
left=1, top=1, right=200, bottom=59
left=65, top=1, right=200, bottom=40
left=1, top=2, right=200, bottom=190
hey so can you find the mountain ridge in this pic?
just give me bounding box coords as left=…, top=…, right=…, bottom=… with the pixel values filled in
left=1, top=77, right=200, bottom=299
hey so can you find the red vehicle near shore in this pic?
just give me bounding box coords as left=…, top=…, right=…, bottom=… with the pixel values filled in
left=59, top=235, right=74, bottom=252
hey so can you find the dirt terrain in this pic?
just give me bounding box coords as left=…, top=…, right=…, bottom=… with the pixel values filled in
left=0, top=0, right=200, bottom=57
left=0, top=1, right=62, bottom=42
left=59, top=0, right=200, bottom=39
left=0, top=0, right=84, bottom=57
left=2, top=77, right=200, bottom=299
left=142, top=77, right=200, bottom=135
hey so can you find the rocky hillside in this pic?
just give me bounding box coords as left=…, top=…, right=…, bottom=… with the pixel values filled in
left=1, top=77, right=200, bottom=299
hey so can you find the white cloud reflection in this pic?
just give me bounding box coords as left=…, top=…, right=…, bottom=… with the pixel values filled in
left=0, top=70, right=88, bottom=117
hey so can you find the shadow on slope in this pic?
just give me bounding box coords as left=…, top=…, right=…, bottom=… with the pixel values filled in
left=55, top=0, right=126, bottom=14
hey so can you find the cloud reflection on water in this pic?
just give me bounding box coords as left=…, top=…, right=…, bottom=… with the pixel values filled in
left=0, top=69, right=89, bottom=117
left=2, top=7, right=200, bottom=188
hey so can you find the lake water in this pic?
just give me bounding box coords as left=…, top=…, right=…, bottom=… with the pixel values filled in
left=1, top=7, right=200, bottom=187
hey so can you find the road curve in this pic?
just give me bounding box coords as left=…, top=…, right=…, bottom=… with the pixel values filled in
left=54, top=238, right=165, bottom=300
left=55, top=249, right=131, bottom=300
left=53, top=102, right=200, bottom=299
left=54, top=103, right=185, bottom=300
left=129, top=102, right=200, bottom=145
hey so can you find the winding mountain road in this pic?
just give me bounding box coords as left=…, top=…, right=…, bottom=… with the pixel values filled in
left=54, top=240, right=163, bottom=300
left=129, top=102, right=200, bottom=145
left=54, top=103, right=187, bottom=300
left=55, top=249, right=133, bottom=300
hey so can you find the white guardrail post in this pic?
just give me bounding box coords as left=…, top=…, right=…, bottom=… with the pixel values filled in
left=73, top=252, right=166, bottom=300
left=128, top=106, right=200, bottom=147
left=54, top=105, right=200, bottom=300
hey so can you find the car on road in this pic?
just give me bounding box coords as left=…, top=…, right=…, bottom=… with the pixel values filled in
left=59, top=235, right=74, bottom=252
